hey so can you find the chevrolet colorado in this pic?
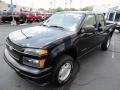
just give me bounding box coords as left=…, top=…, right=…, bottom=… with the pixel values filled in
left=4, top=11, right=116, bottom=86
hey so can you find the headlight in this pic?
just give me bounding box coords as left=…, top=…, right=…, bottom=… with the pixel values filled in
left=23, top=48, right=47, bottom=68
left=24, top=48, right=48, bottom=56
left=23, top=57, right=46, bottom=68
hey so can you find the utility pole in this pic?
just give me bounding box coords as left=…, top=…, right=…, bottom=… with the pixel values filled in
left=65, top=1, right=67, bottom=9
left=10, top=0, right=16, bottom=25
left=49, top=0, right=52, bottom=9
left=69, top=0, right=72, bottom=9
left=79, top=0, right=82, bottom=10
left=54, top=0, right=55, bottom=9
left=49, top=0, right=52, bottom=13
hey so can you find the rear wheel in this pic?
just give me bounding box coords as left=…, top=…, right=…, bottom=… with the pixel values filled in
left=52, top=55, right=74, bottom=86
left=101, top=36, right=111, bottom=50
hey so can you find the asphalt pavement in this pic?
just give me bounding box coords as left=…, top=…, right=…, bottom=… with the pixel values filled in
left=0, top=23, right=120, bottom=90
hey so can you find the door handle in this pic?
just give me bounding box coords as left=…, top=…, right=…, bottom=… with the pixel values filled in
left=85, top=33, right=93, bottom=35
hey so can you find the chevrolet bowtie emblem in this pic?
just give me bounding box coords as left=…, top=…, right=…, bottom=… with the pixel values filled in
left=9, top=46, right=13, bottom=51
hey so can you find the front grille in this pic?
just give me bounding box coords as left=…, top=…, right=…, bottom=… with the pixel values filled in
left=6, top=38, right=24, bottom=62
left=6, top=45, right=20, bottom=61
left=6, top=38, right=24, bottom=52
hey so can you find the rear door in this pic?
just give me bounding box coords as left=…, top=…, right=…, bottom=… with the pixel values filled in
left=95, top=14, right=106, bottom=43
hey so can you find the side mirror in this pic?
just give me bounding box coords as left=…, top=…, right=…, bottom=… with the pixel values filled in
left=81, top=25, right=95, bottom=33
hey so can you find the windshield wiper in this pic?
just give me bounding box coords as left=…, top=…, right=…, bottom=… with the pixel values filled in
left=49, top=25, right=64, bottom=29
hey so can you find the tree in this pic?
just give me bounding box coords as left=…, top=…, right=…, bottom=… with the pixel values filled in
left=38, top=8, right=45, bottom=11
left=47, top=6, right=93, bottom=13
left=80, top=6, right=93, bottom=11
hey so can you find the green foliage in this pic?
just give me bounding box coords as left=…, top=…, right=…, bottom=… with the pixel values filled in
left=48, top=7, right=78, bottom=13
left=80, top=6, right=93, bottom=11
left=38, top=8, right=45, bottom=11
left=47, top=6, right=93, bottom=13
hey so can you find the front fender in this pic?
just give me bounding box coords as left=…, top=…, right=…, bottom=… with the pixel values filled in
left=51, top=43, right=65, bottom=57
left=50, top=36, right=74, bottom=58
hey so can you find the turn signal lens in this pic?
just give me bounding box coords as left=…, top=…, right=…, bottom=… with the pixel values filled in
left=24, top=48, right=48, bottom=56
left=39, top=59, right=46, bottom=68
left=40, top=50, right=48, bottom=55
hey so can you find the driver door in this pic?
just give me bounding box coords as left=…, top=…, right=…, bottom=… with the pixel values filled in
left=75, top=14, right=97, bottom=56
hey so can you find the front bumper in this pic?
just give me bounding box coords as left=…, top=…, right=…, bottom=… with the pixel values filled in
left=4, top=49, right=52, bottom=82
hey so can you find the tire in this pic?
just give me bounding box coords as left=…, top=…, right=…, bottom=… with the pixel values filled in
left=2, top=20, right=5, bottom=23
left=30, top=21, right=33, bottom=23
left=118, top=29, right=120, bottom=33
left=52, top=55, right=74, bottom=86
left=115, top=28, right=120, bottom=33
left=101, top=36, right=111, bottom=50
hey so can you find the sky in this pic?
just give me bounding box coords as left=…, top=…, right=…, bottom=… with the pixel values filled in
left=2, top=0, right=120, bottom=10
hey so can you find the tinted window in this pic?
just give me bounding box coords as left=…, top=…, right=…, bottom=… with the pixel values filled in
left=115, top=13, right=120, bottom=21
left=109, top=13, right=114, bottom=21
left=97, top=14, right=105, bottom=26
left=83, top=15, right=96, bottom=27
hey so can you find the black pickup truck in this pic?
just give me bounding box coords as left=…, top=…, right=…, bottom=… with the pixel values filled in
left=4, top=12, right=116, bottom=86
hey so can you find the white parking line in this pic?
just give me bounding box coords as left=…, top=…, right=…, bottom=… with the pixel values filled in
left=112, top=34, right=115, bottom=59
left=19, top=23, right=28, bottom=26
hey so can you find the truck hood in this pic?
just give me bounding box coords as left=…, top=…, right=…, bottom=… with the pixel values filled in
left=9, top=26, right=76, bottom=48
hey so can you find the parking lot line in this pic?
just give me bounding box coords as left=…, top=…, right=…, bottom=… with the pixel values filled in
left=112, top=35, right=115, bottom=59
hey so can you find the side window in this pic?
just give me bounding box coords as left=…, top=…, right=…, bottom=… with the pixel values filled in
left=83, top=15, right=96, bottom=27
left=115, top=13, right=120, bottom=21
left=109, top=13, right=114, bottom=21
left=97, top=14, right=105, bottom=27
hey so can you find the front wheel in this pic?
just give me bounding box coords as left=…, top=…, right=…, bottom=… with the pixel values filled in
left=52, top=55, right=74, bottom=86
left=100, top=36, right=111, bottom=50
left=118, top=29, right=120, bottom=33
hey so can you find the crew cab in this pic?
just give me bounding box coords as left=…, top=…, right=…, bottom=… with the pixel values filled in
left=4, top=11, right=116, bottom=86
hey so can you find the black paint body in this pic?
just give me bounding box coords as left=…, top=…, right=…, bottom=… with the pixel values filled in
left=4, top=12, right=116, bottom=83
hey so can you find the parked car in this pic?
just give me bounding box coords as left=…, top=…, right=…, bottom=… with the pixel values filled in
left=1, top=11, right=10, bottom=23
left=0, top=11, right=3, bottom=23
left=26, top=13, right=35, bottom=23
left=42, top=13, right=52, bottom=21
left=18, top=12, right=27, bottom=24
left=34, top=13, right=43, bottom=22
left=4, top=11, right=116, bottom=86
left=1, top=11, right=19, bottom=23
left=105, top=11, right=120, bottom=32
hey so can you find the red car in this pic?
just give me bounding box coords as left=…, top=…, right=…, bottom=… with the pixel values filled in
left=35, top=13, right=43, bottom=22
left=26, top=13, right=43, bottom=23
left=42, top=13, right=52, bottom=21
left=26, top=13, right=34, bottom=23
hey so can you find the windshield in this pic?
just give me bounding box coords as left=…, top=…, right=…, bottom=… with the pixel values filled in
left=43, top=12, right=83, bottom=31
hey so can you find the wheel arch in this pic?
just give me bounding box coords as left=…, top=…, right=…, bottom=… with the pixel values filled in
left=50, top=44, right=77, bottom=67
